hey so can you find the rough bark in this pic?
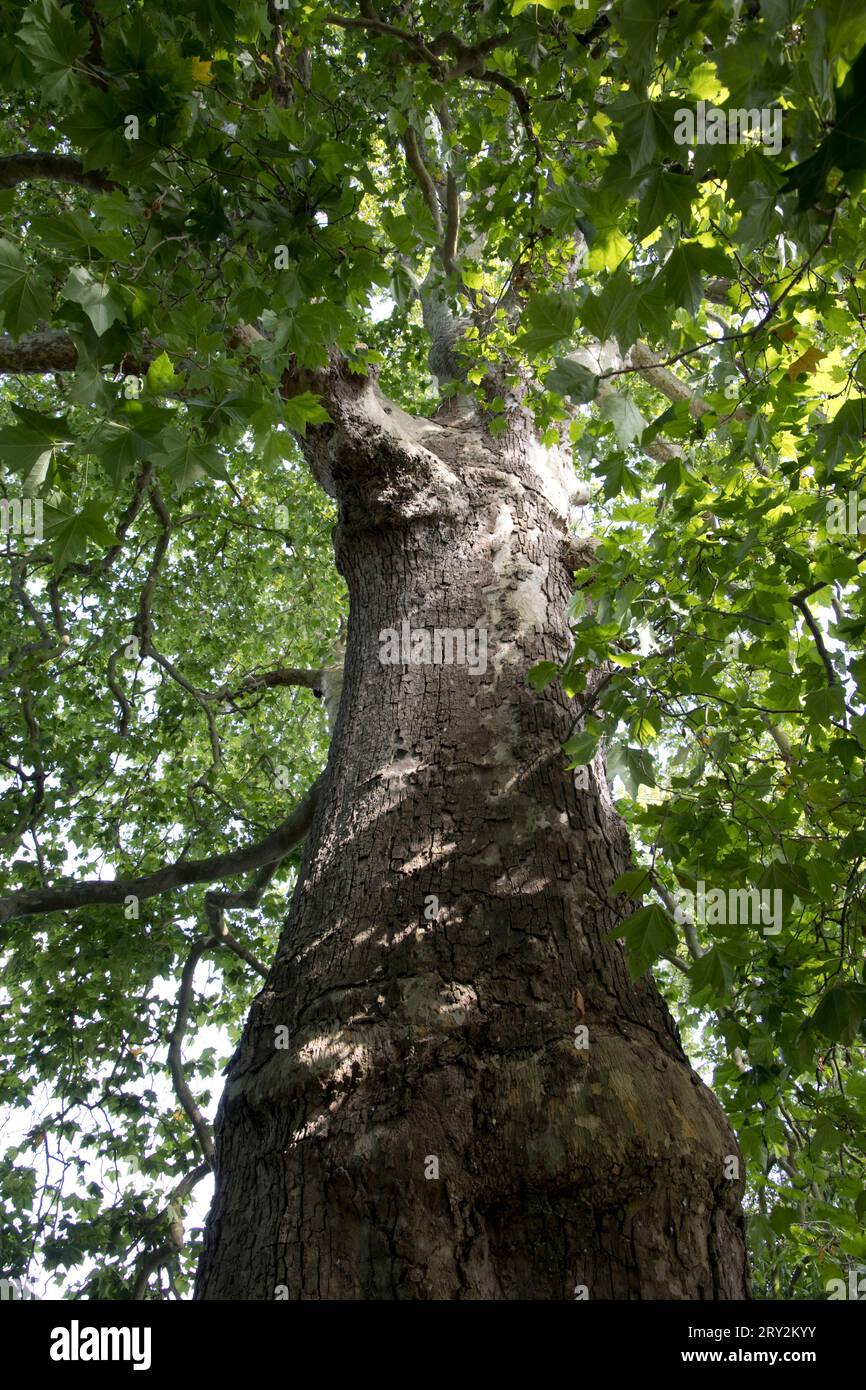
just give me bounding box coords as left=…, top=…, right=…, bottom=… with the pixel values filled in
left=195, top=383, right=750, bottom=1300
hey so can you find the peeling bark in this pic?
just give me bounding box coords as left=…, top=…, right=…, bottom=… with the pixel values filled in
left=195, top=390, right=750, bottom=1301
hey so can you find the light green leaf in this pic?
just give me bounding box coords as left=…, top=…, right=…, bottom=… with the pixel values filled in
left=282, top=391, right=332, bottom=433
left=598, top=392, right=645, bottom=446
left=62, top=266, right=126, bottom=336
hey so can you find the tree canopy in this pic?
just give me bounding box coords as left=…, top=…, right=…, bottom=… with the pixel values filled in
left=1, top=0, right=865, bottom=1300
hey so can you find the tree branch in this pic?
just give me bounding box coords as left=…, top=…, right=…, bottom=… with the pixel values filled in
left=475, top=70, right=541, bottom=158
left=0, top=151, right=117, bottom=193
left=791, top=592, right=839, bottom=689
left=0, top=775, right=323, bottom=925
left=325, top=10, right=444, bottom=70
left=214, top=666, right=325, bottom=703
left=204, top=862, right=280, bottom=978
left=443, top=170, right=460, bottom=278
left=0, top=330, right=167, bottom=375
left=627, top=340, right=750, bottom=423
left=168, top=934, right=217, bottom=1165
left=131, top=1243, right=179, bottom=1301
left=652, top=874, right=706, bottom=961
left=402, top=126, right=444, bottom=241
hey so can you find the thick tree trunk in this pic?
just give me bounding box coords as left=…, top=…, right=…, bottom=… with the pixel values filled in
left=195, top=387, right=750, bottom=1299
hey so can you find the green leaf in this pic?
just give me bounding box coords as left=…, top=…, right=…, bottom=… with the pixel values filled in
left=17, top=0, right=90, bottom=101
left=91, top=420, right=160, bottom=485
left=608, top=743, right=657, bottom=794
left=816, top=400, right=866, bottom=476
left=155, top=439, right=230, bottom=493
left=281, top=303, right=346, bottom=369
left=804, top=684, right=845, bottom=724
left=609, top=903, right=676, bottom=978
left=783, top=43, right=866, bottom=208
left=579, top=270, right=640, bottom=350
left=43, top=499, right=118, bottom=572
left=0, top=239, right=52, bottom=338
left=598, top=392, right=645, bottom=446
left=0, top=409, right=75, bottom=478
left=690, top=947, right=732, bottom=999
left=811, top=984, right=866, bottom=1045
left=9, top=406, right=75, bottom=444
left=520, top=292, right=578, bottom=355
left=635, top=168, right=695, bottom=239
left=660, top=244, right=704, bottom=316
left=62, top=266, right=126, bottom=336
left=609, top=867, right=652, bottom=899
left=564, top=727, right=601, bottom=765
left=734, top=182, right=781, bottom=248
left=546, top=358, right=598, bottom=403
left=61, top=94, right=130, bottom=172
left=528, top=660, right=559, bottom=691
left=608, top=96, right=678, bottom=171
left=281, top=391, right=332, bottom=433
left=0, top=427, right=54, bottom=477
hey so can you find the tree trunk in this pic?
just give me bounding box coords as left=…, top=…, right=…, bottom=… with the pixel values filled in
left=195, top=383, right=750, bottom=1299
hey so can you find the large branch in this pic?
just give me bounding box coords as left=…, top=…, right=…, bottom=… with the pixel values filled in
left=0, top=325, right=263, bottom=376
left=0, top=330, right=81, bottom=374
left=214, top=667, right=325, bottom=703
left=0, top=775, right=323, bottom=925
left=0, top=330, right=169, bottom=376
left=0, top=152, right=117, bottom=193
left=627, top=340, right=750, bottom=423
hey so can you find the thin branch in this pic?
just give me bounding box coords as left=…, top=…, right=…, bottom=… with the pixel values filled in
left=652, top=873, right=706, bottom=960
left=131, top=1244, right=178, bottom=1301
left=204, top=861, right=279, bottom=979
left=325, top=10, right=444, bottom=69
left=134, top=481, right=222, bottom=770
left=628, top=340, right=750, bottom=423
left=598, top=210, right=839, bottom=384
left=130, top=1158, right=210, bottom=1298
left=475, top=69, right=541, bottom=158
left=106, top=645, right=133, bottom=737
left=791, top=593, right=839, bottom=689
left=168, top=935, right=217, bottom=1165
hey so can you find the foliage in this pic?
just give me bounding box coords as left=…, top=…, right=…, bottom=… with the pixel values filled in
left=0, top=0, right=864, bottom=1299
